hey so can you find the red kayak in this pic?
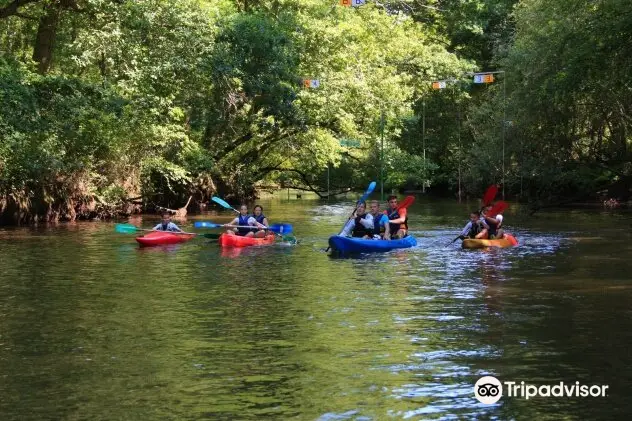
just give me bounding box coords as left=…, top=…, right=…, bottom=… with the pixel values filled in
left=218, top=233, right=275, bottom=248
left=136, top=231, right=196, bottom=246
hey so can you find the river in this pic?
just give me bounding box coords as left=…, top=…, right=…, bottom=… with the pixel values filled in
left=0, top=195, right=630, bottom=420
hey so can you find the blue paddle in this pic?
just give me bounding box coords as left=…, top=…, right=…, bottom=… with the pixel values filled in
left=326, top=181, right=377, bottom=251
left=211, top=196, right=239, bottom=213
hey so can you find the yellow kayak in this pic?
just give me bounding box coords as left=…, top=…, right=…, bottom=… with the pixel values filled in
left=462, top=234, right=518, bottom=249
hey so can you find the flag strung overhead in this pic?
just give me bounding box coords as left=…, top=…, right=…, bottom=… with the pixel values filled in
left=474, top=74, right=494, bottom=84
left=340, top=0, right=366, bottom=7
left=303, top=79, right=320, bottom=88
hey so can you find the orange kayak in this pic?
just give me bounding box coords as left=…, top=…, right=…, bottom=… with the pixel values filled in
left=218, top=233, right=276, bottom=248
left=462, top=234, right=518, bottom=249
left=136, top=231, right=196, bottom=246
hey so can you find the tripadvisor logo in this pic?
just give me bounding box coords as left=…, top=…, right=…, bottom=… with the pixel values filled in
left=475, top=376, right=503, bottom=404
left=474, top=376, right=609, bottom=404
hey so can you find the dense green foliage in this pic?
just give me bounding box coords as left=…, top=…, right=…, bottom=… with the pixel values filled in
left=1, top=0, right=630, bottom=223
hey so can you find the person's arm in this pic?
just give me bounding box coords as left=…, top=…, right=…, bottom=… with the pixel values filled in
left=262, top=217, right=269, bottom=228
left=340, top=219, right=355, bottom=237
left=152, top=223, right=162, bottom=231
left=382, top=215, right=391, bottom=239
left=389, top=208, right=407, bottom=224
left=224, top=217, right=239, bottom=227
left=169, top=223, right=183, bottom=232
left=483, top=215, right=498, bottom=227
left=359, top=213, right=374, bottom=229
left=460, top=221, right=473, bottom=237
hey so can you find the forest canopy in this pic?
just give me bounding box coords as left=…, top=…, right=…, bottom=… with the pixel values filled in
left=1, top=0, right=630, bottom=223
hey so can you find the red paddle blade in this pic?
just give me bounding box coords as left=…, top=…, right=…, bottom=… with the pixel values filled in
left=482, top=185, right=498, bottom=206
left=488, top=201, right=508, bottom=217
left=397, top=195, right=415, bottom=210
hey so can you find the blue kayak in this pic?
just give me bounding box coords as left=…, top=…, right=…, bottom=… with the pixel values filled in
left=328, top=235, right=417, bottom=254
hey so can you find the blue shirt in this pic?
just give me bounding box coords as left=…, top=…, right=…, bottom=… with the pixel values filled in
left=376, top=214, right=389, bottom=226
left=153, top=222, right=182, bottom=232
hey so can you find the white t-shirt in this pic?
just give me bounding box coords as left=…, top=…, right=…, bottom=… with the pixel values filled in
left=341, top=213, right=374, bottom=236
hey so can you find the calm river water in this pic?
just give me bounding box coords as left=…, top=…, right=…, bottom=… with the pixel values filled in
left=1, top=195, right=631, bottom=420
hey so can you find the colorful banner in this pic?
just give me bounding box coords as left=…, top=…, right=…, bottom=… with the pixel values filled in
left=474, top=74, right=494, bottom=84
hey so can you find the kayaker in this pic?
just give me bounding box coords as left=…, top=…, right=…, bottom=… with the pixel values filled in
left=368, top=200, right=390, bottom=240
left=340, top=201, right=374, bottom=237
left=385, top=195, right=408, bottom=239
left=224, top=205, right=263, bottom=237
left=481, top=205, right=504, bottom=239
left=153, top=212, right=183, bottom=232
left=252, top=205, right=269, bottom=238
left=458, top=210, right=489, bottom=240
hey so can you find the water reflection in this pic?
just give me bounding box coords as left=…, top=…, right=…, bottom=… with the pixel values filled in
left=0, top=199, right=631, bottom=419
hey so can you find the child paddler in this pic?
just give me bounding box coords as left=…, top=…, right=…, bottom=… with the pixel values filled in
left=481, top=204, right=504, bottom=239
left=251, top=205, right=270, bottom=238
left=224, top=205, right=265, bottom=237
left=458, top=210, right=489, bottom=240
left=153, top=212, right=183, bottom=232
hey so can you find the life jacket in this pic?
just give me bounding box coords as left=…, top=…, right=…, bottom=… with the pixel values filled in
left=483, top=214, right=498, bottom=237
left=372, top=213, right=385, bottom=235
left=160, top=223, right=170, bottom=231
left=352, top=213, right=372, bottom=237
left=387, top=208, right=408, bottom=234
left=252, top=213, right=266, bottom=233
left=467, top=220, right=485, bottom=238
left=237, top=214, right=251, bottom=236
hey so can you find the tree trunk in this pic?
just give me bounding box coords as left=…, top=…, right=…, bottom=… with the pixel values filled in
left=32, top=2, right=61, bottom=74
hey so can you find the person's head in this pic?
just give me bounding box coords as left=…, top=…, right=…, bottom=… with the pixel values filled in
left=239, top=204, right=249, bottom=216
left=356, top=201, right=366, bottom=214
left=470, top=210, right=480, bottom=222
left=161, top=212, right=172, bottom=224
left=253, top=205, right=263, bottom=216
left=369, top=200, right=380, bottom=215
left=482, top=205, right=492, bottom=215
left=387, top=195, right=398, bottom=209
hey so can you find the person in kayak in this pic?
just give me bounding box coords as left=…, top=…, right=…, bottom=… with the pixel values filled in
left=385, top=195, right=408, bottom=239
left=153, top=212, right=183, bottom=232
left=251, top=205, right=269, bottom=238
left=224, top=205, right=265, bottom=237
left=368, top=200, right=391, bottom=239
left=458, top=210, right=489, bottom=240
left=340, top=201, right=374, bottom=237
left=481, top=205, right=504, bottom=239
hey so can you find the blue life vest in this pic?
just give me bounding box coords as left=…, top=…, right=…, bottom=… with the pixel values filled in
left=254, top=214, right=266, bottom=225
left=237, top=215, right=251, bottom=236
left=373, top=214, right=385, bottom=235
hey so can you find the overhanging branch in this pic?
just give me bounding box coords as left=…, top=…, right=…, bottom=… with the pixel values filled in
left=0, top=0, right=40, bottom=19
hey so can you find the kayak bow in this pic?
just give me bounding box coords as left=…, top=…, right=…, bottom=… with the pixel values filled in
left=136, top=231, right=196, bottom=246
